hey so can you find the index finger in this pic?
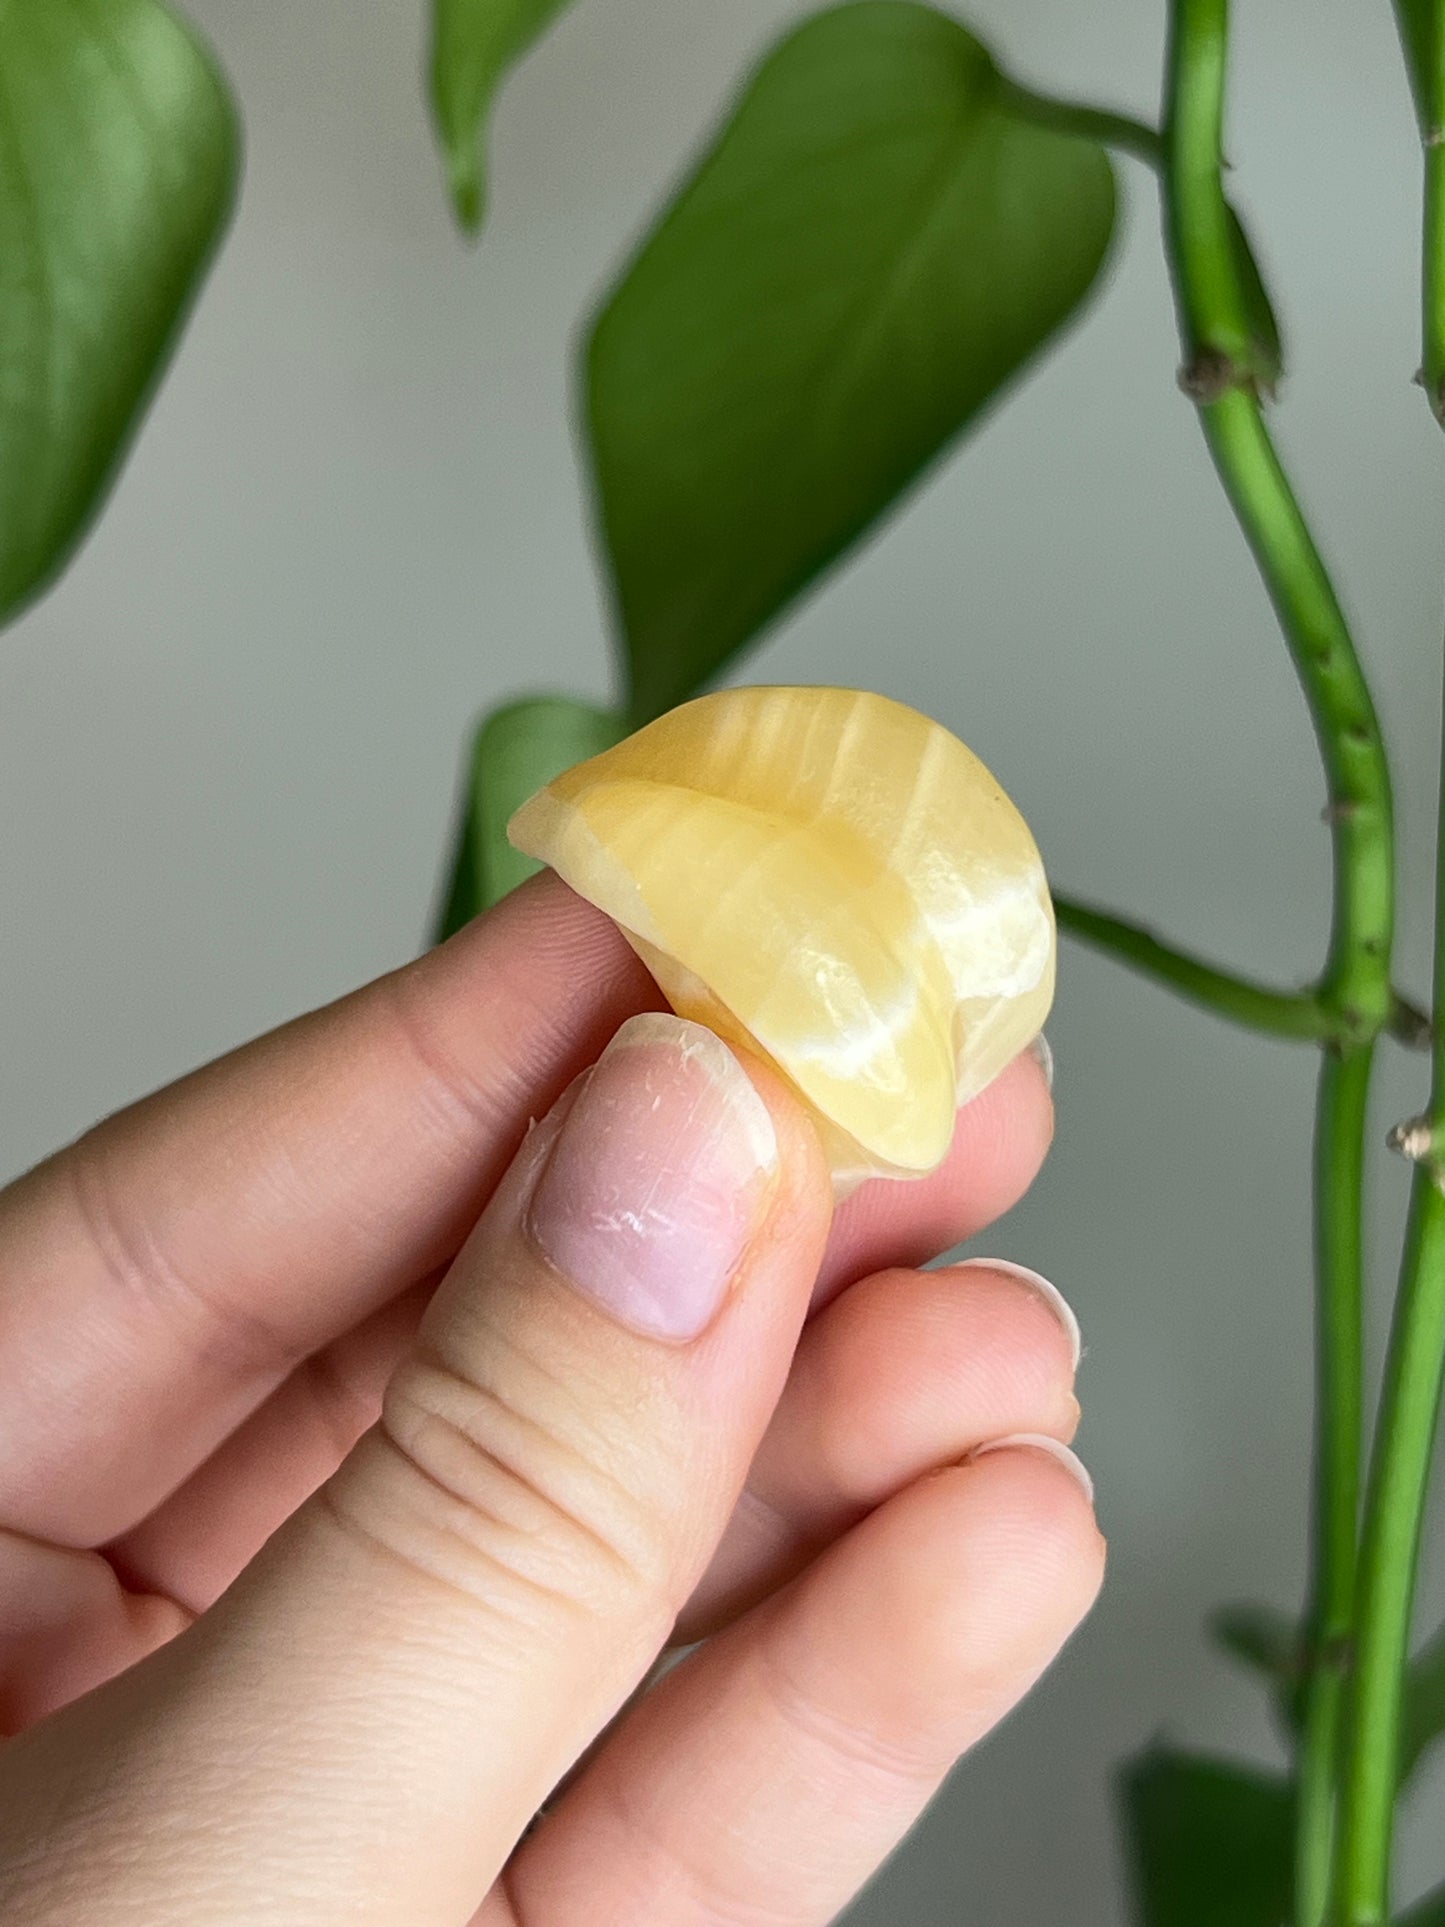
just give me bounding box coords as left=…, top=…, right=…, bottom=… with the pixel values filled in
left=0, top=875, right=1054, bottom=1559
left=0, top=874, right=659, bottom=1546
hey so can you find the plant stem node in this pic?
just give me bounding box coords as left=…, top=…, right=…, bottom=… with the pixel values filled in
left=1389, top=996, right=1434, bottom=1050
left=1315, top=1631, right=1355, bottom=1673
left=1387, top=1114, right=1437, bottom=1164
left=1177, top=348, right=1252, bottom=404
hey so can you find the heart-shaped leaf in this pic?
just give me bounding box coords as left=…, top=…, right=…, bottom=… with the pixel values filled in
left=1120, top=1746, right=1294, bottom=1927
left=585, top=0, right=1117, bottom=724
left=430, top=0, right=575, bottom=233
left=434, top=694, right=623, bottom=939
left=0, top=0, right=238, bottom=626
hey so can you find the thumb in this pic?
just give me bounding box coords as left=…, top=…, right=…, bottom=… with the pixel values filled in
left=0, top=1015, right=832, bottom=1927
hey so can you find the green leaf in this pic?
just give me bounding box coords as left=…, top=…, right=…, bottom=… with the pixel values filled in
left=1227, top=207, right=1283, bottom=393
left=1402, top=1881, right=1445, bottom=1927
left=1210, top=1603, right=1301, bottom=1685
left=0, top=0, right=238, bottom=626
left=433, top=695, right=623, bottom=940
left=1401, top=1619, right=1445, bottom=1787
left=430, top=0, right=574, bottom=233
left=1120, top=1746, right=1293, bottom=1927
left=1391, top=0, right=1435, bottom=134
left=586, top=0, right=1117, bottom=725
left=1207, top=1605, right=1445, bottom=1794
left=1210, top=1601, right=1306, bottom=1734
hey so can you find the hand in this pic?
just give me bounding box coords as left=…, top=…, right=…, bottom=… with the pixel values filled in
left=0, top=874, right=1102, bottom=1925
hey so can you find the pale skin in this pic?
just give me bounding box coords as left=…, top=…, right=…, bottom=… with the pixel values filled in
left=0, top=873, right=1104, bottom=1925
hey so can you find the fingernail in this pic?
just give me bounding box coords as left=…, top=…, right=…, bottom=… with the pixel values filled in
left=527, top=1013, right=778, bottom=1341
left=1027, top=1031, right=1054, bottom=1092
left=970, top=1433, right=1095, bottom=1504
left=953, top=1258, right=1082, bottom=1371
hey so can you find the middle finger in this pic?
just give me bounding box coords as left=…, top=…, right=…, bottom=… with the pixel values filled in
left=679, top=1254, right=1082, bottom=1637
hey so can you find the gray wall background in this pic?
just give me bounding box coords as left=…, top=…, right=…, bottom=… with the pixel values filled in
left=4, top=0, right=1445, bottom=1916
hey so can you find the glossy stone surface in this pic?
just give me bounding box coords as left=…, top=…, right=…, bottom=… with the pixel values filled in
left=509, top=686, right=1055, bottom=1186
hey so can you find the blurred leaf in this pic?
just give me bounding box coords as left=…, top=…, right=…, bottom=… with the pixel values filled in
left=1121, top=1746, right=1293, bottom=1927
left=1402, top=1619, right=1445, bottom=1787
left=1210, top=1601, right=1306, bottom=1734
left=1391, top=0, right=1435, bottom=133
left=1208, top=1603, right=1445, bottom=1794
left=1227, top=207, right=1283, bottom=393
left=430, top=0, right=574, bottom=232
left=1211, top=1602, right=1301, bottom=1685
left=586, top=0, right=1117, bottom=724
left=1402, top=1881, right=1445, bottom=1926
left=436, top=768, right=487, bottom=944
left=433, top=695, right=623, bottom=939
left=0, top=0, right=238, bottom=626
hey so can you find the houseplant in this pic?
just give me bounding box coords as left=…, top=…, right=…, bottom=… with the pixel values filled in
left=4, top=0, right=1445, bottom=1917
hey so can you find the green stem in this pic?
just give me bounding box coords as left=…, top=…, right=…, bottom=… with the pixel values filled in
left=1164, top=0, right=1259, bottom=378
left=1328, top=5, right=1445, bottom=1915
left=1391, top=0, right=1445, bottom=421
left=1053, top=894, right=1329, bottom=1038
left=1191, top=398, right=1393, bottom=1026
left=1001, top=87, right=1163, bottom=169
left=1054, top=894, right=1427, bottom=1048
left=1335, top=677, right=1445, bottom=1922
left=1296, top=1044, right=1372, bottom=1924
left=1162, top=17, right=1394, bottom=1034
left=1162, top=6, right=1395, bottom=1921
left=1337, top=1192, right=1445, bottom=1920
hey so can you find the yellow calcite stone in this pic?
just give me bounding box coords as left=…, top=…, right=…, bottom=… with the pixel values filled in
left=509, top=686, right=1054, bottom=1187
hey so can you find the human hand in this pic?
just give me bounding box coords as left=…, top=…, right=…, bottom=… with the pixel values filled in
left=0, top=874, right=1102, bottom=1925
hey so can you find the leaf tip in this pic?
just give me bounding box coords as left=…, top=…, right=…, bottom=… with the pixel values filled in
left=442, top=145, right=486, bottom=236
left=452, top=172, right=485, bottom=236
left=427, top=57, right=487, bottom=238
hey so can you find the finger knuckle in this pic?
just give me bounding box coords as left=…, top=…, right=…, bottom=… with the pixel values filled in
left=342, top=1349, right=676, bottom=1638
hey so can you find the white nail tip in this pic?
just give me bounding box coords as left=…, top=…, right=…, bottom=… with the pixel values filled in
left=971, top=1433, right=1095, bottom=1505
left=1027, top=1030, right=1054, bottom=1092
left=951, top=1257, right=1083, bottom=1372
left=605, top=1013, right=778, bottom=1173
